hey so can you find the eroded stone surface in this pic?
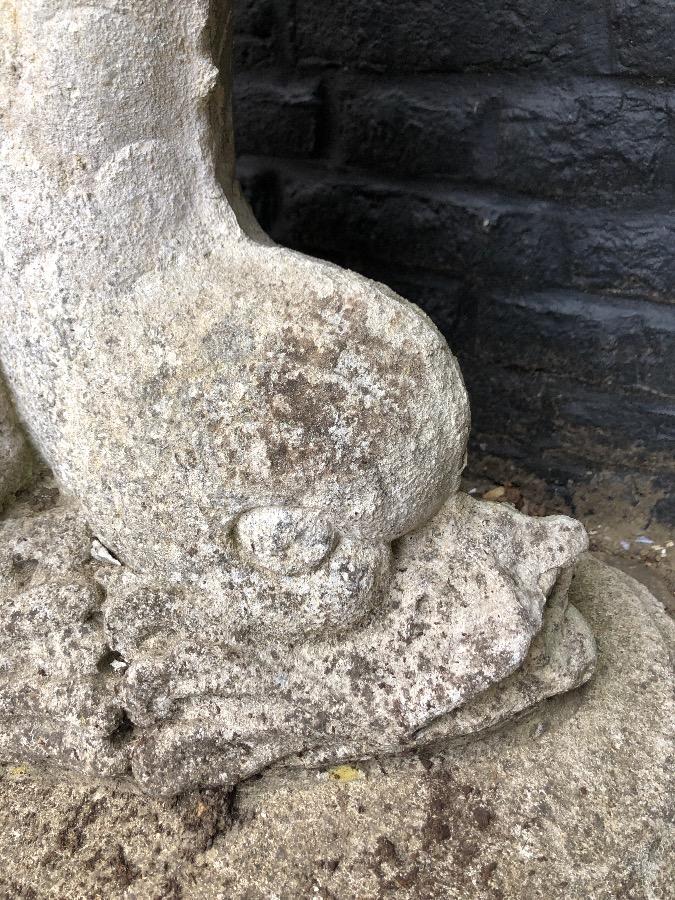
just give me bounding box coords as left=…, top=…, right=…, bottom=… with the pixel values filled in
left=0, top=379, right=31, bottom=511
left=0, top=476, right=594, bottom=796
left=0, top=1, right=470, bottom=642
left=0, top=558, right=671, bottom=899
left=0, top=0, right=597, bottom=796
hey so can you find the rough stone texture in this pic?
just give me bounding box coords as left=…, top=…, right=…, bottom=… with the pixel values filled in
left=0, top=474, right=594, bottom=796
left=0, top=0, right=602, bottom=794
left=0, top=379, right=32, bottom=511
left=0, top=558, right=672, bottom=898
left=233, top=0, right=675, bottom=496
left=1, top=0, right=470, bottom=635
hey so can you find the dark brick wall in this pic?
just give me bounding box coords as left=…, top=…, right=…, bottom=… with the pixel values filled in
left=232, top=0, right=675, bottom=501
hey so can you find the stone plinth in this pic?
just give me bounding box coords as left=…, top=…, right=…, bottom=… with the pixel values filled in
left=0, top=474, right=595, bottom=796
left=0, top=557, right=671, bottom=899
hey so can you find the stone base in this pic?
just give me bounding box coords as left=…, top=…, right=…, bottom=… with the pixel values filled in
left=0, top=557, right=672, bottom=898
left=0, top=476, right=597, bottom=796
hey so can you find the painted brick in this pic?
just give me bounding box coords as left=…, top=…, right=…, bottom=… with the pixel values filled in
left=337, top=75, right=673, bottom=201
left=234, top=0, right=283, bottom=69
left=611, top=0, right=675, bottom=78
left=234, top=77, right=320, bottom=157
left=565, top=209, right=675, bottom=301
left=465, top=364, right=675, bottom=478
left=294, top=0, right=611, bottom=74
left=467, top=290, right=675, bottom=395
left=261, top=168, right=567, bottom=288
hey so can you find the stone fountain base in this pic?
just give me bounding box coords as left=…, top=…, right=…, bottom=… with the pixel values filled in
left=0, top=473, right=598, bottom=796
left=0, top=555, right=672, bottom=898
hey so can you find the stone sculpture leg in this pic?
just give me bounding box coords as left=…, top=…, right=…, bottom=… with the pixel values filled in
left=0, top=1, right=596, bottom=794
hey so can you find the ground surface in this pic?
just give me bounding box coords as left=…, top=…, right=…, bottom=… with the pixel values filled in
left=0, top=557, right=672, bottom=899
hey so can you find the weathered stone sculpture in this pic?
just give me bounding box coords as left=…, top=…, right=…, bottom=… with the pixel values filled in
left=0, top=380, right=31, bottom=510
left=0, top=0, right=596, bottom=794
